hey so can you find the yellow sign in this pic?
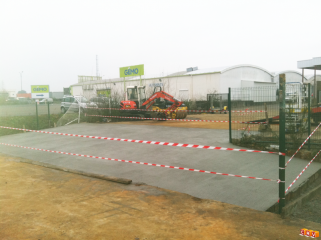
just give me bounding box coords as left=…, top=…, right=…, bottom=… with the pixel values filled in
left=31, top=85, right=49, bottom=93
left=120, top=64, right=144, bottom=78
left=31, top=85, right=50, bottom=99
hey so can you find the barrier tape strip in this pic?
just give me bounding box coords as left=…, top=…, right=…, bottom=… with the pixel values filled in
left=85, top=107, right=266, bottom=113
left=0, top=142, right=280, bottom=182
left=238, top=124, right=254, bottom=131
left=232, top=110, right=265, bottom=113
left=285, top=123, right=321, bottom=166
left=0, top=126, right=285, bottom=155
left=85, top=114, right=267, bottom=124
left=65, top=118, right=78, bottom=126
left=285, top=149, right=321, bottom=193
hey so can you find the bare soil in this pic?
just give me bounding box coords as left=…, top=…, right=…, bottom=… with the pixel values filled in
left=112, top=113, right=269, bottom=131
left=1, top=154, right=320, bottom=240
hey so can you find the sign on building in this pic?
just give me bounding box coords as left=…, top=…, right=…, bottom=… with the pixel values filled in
left=31, top=85, right=49, bottom=98
left=120, top=64, right=144, bottom=78
left=149, top=83, right=163, bottom=88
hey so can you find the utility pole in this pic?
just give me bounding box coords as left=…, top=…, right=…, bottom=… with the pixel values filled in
left=20, top=71, right=23, bottom=91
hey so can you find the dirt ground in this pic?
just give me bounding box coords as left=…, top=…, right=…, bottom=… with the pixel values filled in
left=1, top=154, right=320, bottom=240
left=114, top=119, right=231, bottom=130
left=112, top=113, right=273, bottom=131
left=112, top=113, right=321, bottom=139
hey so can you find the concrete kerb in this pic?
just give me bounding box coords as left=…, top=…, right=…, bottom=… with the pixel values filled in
left=10, top=157, right=132, bottom=185
left=281, top=182, right=321, bottom=218
left=266, top=168, right=321, bottom=216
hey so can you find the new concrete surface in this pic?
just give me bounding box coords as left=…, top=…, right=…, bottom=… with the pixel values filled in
left=0, top=123, right=320, bottom=211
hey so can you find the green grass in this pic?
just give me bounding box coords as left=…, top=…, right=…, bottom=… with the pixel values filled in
left=0, top=114, right=63, bottom=137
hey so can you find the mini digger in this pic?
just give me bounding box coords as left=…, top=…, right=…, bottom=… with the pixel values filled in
left=120, top=86, right=187, bottom=119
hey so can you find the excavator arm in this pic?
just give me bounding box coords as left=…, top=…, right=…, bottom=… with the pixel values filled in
left=142, top=91, right=182, bottom=109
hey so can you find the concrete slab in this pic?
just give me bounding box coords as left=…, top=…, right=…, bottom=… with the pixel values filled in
left=0, top=122, right=320, bottom=211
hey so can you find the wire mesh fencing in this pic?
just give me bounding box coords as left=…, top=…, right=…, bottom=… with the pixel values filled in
left=0, top=101, right=62, bottom=136
left=230, top=84, right=321, bottom=156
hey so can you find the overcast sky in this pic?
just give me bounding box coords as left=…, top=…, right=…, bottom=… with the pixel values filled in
left=1, top=0, right=320, bottom=92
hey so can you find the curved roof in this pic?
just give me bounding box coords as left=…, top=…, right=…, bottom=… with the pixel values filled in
left=305, top=74, right=321, bottom=82
left=272, top=70, right=308, bottom=81
left=183, top=64, right=273, bottom=76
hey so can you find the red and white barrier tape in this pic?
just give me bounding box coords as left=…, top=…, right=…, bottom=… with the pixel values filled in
left=85, top=114, right=267, bottom=124
left=0, top=126, right=285, bottom=155
left=232, top=110, right=265, bottom=113
left=285, top=123, right=321, bottom=166
left=238, top=124, right=254, bottom=132
left=235, top=112, right=253, bottom=116
left=285, top=150, right=321, bottom=193
left=65, top=118, right=78, bottom=126
left=85, top=107, right=266, bottom=113
left=0, top=142, right=280, bottom=182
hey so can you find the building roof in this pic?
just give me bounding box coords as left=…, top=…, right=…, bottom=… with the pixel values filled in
left=165, top=71, right=187, bottom=77
left=71, top=76, right=137, bottom=86
left=183, top=64, right=273, bottom=76
left=305, top=74, right=321, bottom=82
left=272, top=70, right=308, bottom=81
left=297, top=57, right=321, bottom=70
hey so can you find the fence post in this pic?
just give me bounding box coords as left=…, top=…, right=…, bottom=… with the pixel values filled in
left=109, top=98, right=111, bottom=115
left=78, top=98, right=81, bottom=124
left=279, top=74, right=286, bottom=214
left=47, top=101, right=51, bottom=128
left=228, top=88, right=232, bottom=143
left=308, top=83, right=311, bottom=150
left=36, top=102, right=39, bottom=130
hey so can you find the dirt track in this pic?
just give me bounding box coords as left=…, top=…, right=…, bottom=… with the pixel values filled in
left=1, top=154, right=320, bottom=240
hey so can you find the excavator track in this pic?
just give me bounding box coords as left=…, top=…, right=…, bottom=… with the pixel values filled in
left=176, top=111, right=187, bottom=119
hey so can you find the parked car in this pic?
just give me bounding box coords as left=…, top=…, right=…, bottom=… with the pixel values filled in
left=38, top=98, right=53, bottom=104
left=89, top=96, right=119, bottom=108
left=89, top=97, right=109, bottom=105
left=60, top=95, right=97, bottom=113
left=5, top=97, right=19, bottom=104
left=6, top=97, right=33, bottom=104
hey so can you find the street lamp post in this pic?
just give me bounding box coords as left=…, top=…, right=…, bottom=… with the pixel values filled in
left=20, top=71, right=23, bottom=91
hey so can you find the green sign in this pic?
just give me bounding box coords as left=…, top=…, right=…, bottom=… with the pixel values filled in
left=120, top=64, right=144, bottom=78
left=31, top=85, right=49, bottom=93
left=97, top=89, right=111, bottom=97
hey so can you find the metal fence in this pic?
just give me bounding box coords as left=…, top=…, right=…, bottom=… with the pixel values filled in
left=0, top=102, right=62, bottom=136
left=230, top=84, right=321, bottom=152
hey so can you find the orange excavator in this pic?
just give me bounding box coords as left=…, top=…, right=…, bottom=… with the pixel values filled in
left=120, top=86, right=187, bottom=119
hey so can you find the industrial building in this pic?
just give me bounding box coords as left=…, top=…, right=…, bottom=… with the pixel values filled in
left=70, top=62, right=319, bottom=102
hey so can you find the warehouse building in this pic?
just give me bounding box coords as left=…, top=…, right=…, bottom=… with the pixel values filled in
left=71, top=64, right=282, bottom=101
